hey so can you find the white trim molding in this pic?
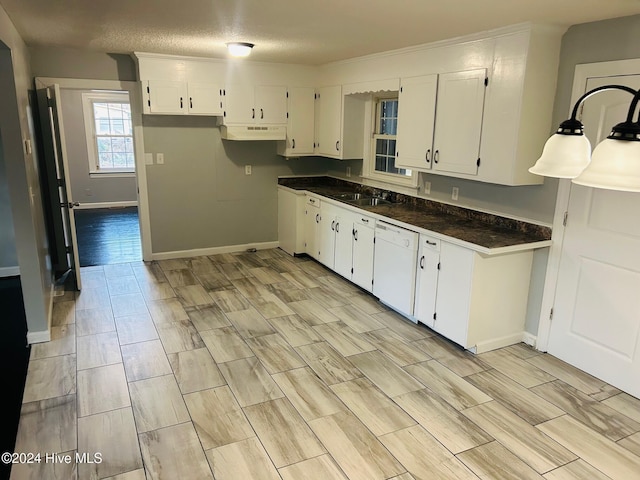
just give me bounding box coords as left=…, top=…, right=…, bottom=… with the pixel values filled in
left=151, top=241, right=280, bottom=261
left=0, top=266, right=20, bottom=277
left=522, top=331, right=537, bottom=348
left=27, top=329, right=51, bottom=344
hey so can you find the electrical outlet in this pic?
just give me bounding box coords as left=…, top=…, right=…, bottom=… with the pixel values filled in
left=424, top=181, right=431, bottom=195
left=346, top=166, right=351, bottom=177
left=85, top=188, right=93, bottom=197
left=245, top=165, right=252, bottom=175
left=156, top=153, right=164, bottom=164
left=452, top=186, right=459, bottom=200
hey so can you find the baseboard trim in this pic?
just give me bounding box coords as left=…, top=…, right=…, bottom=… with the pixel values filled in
left=522, top=331, right=538, bottom=349
left=75, top=201, right=138, bottom=210
left=0, top=266, right=20, bottom=277
left=27, top=329, right=51, bottom=344
left=151, top=241, right=280, bottom=261
left=473, top=332, right=526, bottom=354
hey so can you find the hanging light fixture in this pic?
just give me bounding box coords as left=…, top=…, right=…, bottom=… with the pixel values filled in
left=226, top=42, right=254, bottom=57
left=529, top=85, right=640, bottom=192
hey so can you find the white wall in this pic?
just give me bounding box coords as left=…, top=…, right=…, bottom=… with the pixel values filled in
left=0, top=4, right=53, bottom=339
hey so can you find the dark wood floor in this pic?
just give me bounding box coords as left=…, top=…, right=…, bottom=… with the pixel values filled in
left=0, top=277, right=30, bottom=480
left=74, top=207, right=142, bottom=267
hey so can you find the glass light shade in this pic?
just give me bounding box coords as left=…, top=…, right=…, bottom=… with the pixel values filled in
left=528, top=133, right=592, bottom=178
left=572, top=138, right=640, bottom=192
left=227, top=42, right=254, bottom=57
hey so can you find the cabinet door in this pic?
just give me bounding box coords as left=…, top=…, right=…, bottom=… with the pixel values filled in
left=187, top=83, right=222, bottom=115
left=434, top=242, right=474, bottom=347
left=304, top=199, right=320, bottom=260
left=223, top=85, right=255, bottom=124
left=256, top=85, right=287, bottom=124
left=316, top=86, right=342, bottom=156
left=414, top=236, right=440, bottom=328
left=148, top=80, right=187, bottom=114
left=285, top=87, right=315, bottom=154
left=351, top=218, right=375, bottom=292
left=318, top=203, right=338, bottom=268
left=395, top=74, right=438, bottom=170
left=334, top=211, right=355, bottom=280
left=433, top=69, right=486, bottom=175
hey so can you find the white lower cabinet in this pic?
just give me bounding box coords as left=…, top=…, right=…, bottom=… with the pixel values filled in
left=277, top=188, right=306, bottom=255
left=351, top=215, right=375, bottom=292
left=318, top=202, right=339, bottom=268
left=425, top=241, right=534, bottom=353
left=413, top=235, right=441, bottom=328
left=303, top=195, right=321, bottom=260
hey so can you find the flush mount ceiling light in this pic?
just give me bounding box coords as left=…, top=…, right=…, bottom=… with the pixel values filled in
left=226, top=42, right=254, bottom=57
left=529, top=85, right=640, bottom=192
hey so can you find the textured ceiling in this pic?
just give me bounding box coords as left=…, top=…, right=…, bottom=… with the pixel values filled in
left=1, top=0, right=640, bottom=65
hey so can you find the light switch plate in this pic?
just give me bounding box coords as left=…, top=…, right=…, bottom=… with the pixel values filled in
left=156, top=153, right=164, bottom=164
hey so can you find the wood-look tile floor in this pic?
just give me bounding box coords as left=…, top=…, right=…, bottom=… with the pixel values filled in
left=12, top=249, right=640, bottom=480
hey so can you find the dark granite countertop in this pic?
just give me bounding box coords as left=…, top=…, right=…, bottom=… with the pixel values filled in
left=278, top=176, right=552, bottom=252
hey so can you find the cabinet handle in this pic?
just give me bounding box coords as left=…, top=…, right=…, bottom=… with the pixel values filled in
left=426, top=240, right=437, bottom=246
left=180, top=97, right=183, bottom=108
left=354, top=229, right=358, bottom=241
left=331, top=220, right=336, bottom=231
left=420, top=255, right=425, bottom=269
left=292, top=138, right=296, bottom=149
left=361, top=218, right=369, bottom=223
left=336, top=222, right=340, bottom=233
left=434, top=149, right=439, bottom=164
left=335, top=141, right=340, bottom=151
left=316, top=213, right=320, bottom=223
left=190, top=97, right=193, bottom=109
left=426, top=149, right=431, bottom=163
left=260, top=108, right=264, bottom=119
left=252, top=108, right=255, bottom=119
left=309, top=198, right=316, bottom=204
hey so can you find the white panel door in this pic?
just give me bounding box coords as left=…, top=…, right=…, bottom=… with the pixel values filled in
left=255, top=85, right=287, bottom=124
left=351, top=217, right=375, bottom=292
left=548, top=74, right=640, bottom=397
left=334, top=211, right=354, bottom=280
left=286, top=87, right=315, bottom=154
left=316, top=85, right=342, bottom=156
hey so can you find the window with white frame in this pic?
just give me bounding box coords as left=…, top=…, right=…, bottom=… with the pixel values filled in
left=82, top=91, right=136, bottom=174
left=366, top=96, right=417, bottom=187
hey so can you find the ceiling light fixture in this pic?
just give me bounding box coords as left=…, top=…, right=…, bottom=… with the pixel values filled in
left=226, top=42, right=254, bottom=58
left=529, top=85, right=640, bottom=192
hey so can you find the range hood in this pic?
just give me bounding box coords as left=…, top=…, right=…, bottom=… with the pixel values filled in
left=220, top=125, right=287, bottom=141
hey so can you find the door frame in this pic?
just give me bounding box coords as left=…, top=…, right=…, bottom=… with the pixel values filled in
left=536, top=58, right=640, bottom=351
left=34, top=77, right=152, bottom=262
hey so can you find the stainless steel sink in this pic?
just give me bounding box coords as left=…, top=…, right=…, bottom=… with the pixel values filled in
left=348, top=197, right=391, bottom=206
left=334, top=192, right=366, bottom=201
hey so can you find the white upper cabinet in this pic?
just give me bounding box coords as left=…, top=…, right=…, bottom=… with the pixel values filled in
left=432, top=69, right=486, bottom=176
left=395, top=75, right=438, bottom=171
left=222, top=85, right=287, bottom=125
left=315, top=85, right=365, bottom=160
left=277, top=87, right=316, bottom=157
left=146, top=80, right=222, bottom=116
left=395, top=69, right=486, bottom=176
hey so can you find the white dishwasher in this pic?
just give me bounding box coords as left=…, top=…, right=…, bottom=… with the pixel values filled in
left=373, top=221, right=419, bottom=318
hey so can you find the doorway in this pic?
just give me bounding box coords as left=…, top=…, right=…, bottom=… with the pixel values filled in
left=75, top=206, right=142, bottom=266
left=35, top=77, right=152, bottom=279
left=537, top=59, right=640, bottom=398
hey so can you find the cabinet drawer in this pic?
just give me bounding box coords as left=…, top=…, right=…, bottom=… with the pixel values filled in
left=306, top=195, right=321, bottom=207
left=354, top=215, right=375, bottom=228
left=419, top=235, right=440, bottom=252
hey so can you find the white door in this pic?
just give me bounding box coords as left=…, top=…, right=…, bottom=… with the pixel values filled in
left=334, top=211, right=354, bottom=280
left=352, top=217, right=375, bottom=292
left=255, top=86, right=287, bottom=124
left=548, top=73, right=640, bottom=397
left=287, top=87, right=315, bottom=154
left=223, top=84, right=255, bottom=124
left=414, top=235, right=440, bottom=328
left=316, top=85, right=342, bottom=156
